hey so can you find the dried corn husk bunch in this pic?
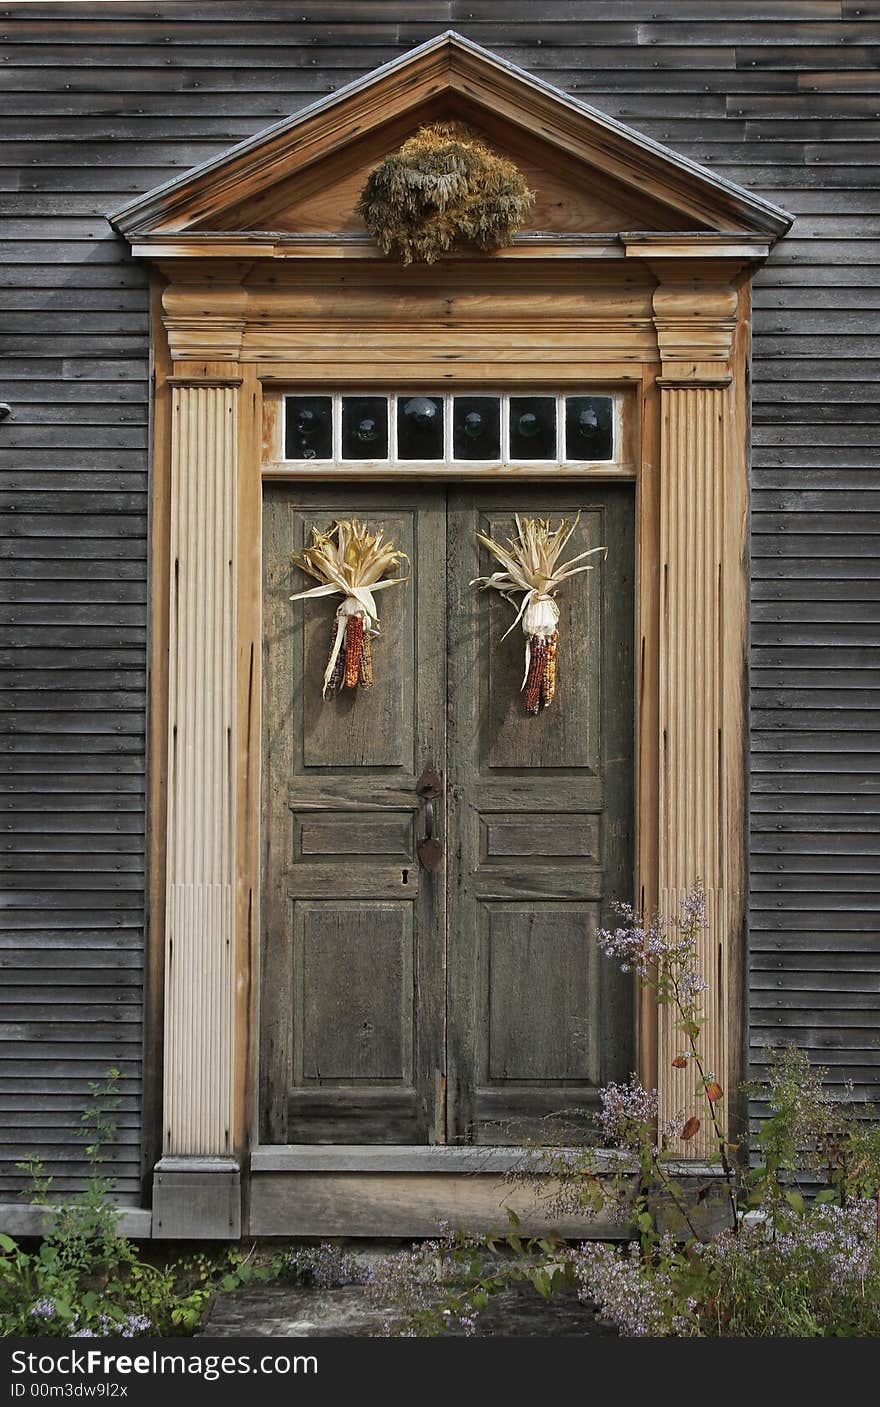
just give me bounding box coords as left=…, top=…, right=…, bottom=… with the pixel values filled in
left=290, top=519, right=409, bottom=698
left=472, top=514, right=605, bottom=714
left=357, top=121, right=534, bottom=265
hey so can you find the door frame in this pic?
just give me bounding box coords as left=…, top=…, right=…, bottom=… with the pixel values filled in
left=142, top=254, right=752, bottom=1234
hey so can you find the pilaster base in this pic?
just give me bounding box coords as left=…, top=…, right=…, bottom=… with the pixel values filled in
left=152, top=1157, right=241, bottom=1239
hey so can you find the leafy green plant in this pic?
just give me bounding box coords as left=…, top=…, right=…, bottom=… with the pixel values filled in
left=593, top=888, right=739, bottom=1235
left=366, top=891, right=880, bottom=1338
left=744, top=1045, right=880, bottom=1214
left=571, top=1038, right=880, bottom=1337
left=0, top=1070, right=243, bottom=1337
left=576, top=1181, right=880, bottom=1337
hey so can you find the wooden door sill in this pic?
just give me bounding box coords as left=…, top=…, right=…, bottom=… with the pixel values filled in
left=250, top=1144, right=721, bottom=1176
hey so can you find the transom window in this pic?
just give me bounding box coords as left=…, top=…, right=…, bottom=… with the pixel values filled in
left=283, top=392, right=618, bottom=467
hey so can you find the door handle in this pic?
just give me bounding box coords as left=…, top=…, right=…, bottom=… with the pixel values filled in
left=416, top=767, right=443, bottom=872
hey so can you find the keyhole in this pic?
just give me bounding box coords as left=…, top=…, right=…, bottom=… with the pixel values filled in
left=402, top=868, right=409, bottom=885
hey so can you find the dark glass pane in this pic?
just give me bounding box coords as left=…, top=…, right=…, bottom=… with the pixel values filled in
left=285, top=395, right=332, bottom=460
left=341, top=396, right=388, bottom=459
left=397, top=395, right=444, bottom=460
left=565, top=396, right=614, bottom=461
left=509, top=396, right=557, bottom=460
left=453, top=396, right=501, bottom=460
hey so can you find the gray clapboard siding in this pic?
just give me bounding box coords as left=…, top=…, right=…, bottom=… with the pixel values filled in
left=1, top=1, right=878, bottom=1202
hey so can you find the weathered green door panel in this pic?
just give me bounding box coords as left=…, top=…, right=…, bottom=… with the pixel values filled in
left=261, top=483, right=633, bottom=1147
left=446, top=487, right=634, bottom=1145
left=260, top=486, right=447, bottom=1144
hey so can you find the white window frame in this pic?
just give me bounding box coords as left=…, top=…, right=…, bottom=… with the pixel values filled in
left=279, top=390, right=624, bottom=471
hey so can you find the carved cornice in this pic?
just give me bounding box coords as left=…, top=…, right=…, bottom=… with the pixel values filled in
left=622, top=232, right=772, bottom=262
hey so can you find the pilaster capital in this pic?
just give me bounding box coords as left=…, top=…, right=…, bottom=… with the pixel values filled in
left=652, top=281, right=738, bottom=381
left=162, top=284, right=247, bottom=361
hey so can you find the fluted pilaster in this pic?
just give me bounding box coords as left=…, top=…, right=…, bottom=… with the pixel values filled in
left=163, top=378, right=240, bottom=1155
left=657, top=379, right=731, bottom=1158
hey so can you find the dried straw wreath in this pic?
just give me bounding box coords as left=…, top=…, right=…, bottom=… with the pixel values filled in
left=290, top=519, right=409, bottom=698
left=357, top=121, right=534, bottom=265
left=472, top=514, right=606, bottom=713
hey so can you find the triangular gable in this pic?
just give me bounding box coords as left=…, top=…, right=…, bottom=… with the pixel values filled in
left=109, top=31, right=792, bottom=242
left=219, top=110, right=701, bottom=239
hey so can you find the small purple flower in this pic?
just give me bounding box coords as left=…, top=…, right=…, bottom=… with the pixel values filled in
left=595, top=907, right=666, bottom=979
left=678, top=888, right=708, bottom=932
left=596, top=1076, right=658, bottom=1153
left=572, top=1237, right=689, bottom=1337
left=675, top=966, right=708, bottom=1007
left=121, top=1313, right=151, bottom=1338
left=659, top=1110, right=689, bottom=1145
left=29, top=1298, right=56, bottom=1320
left=596, top=888, right=708, bottom=1018
left=284, top=1242, right=368, bottom=1288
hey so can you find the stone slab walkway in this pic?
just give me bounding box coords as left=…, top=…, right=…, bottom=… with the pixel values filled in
left=201, top=1281, right=615, bottom=1338
left=199, top=1245, right=616, bottom=1338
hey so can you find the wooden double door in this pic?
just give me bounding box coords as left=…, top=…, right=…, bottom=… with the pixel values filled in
left=261, top=484, right=634, bottom=1146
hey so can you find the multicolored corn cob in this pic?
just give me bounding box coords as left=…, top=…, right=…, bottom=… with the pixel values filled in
left=359, top=629, right=374, bottom=689
left=325, top=616, right=345, bottom=694
left=541, top=631, right=558, bottom=707
left=344, top=613, right=365, bottom=689
left=523, top=635, right=548, bottom=714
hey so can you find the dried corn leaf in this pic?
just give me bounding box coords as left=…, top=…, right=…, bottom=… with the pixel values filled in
left=289, top=518, right=409, bottom=697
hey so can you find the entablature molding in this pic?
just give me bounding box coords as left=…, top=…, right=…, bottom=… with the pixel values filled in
left=157, top=245, right=758, bottom=370
left=137, top=230, right=774, bottom=266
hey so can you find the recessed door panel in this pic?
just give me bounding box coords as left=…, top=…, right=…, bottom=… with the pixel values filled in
left=296, top=900, right=413, bottom=1082
left=484, top=901, right=599, bottom=1083
left=296, top=811, right=414, bottom=859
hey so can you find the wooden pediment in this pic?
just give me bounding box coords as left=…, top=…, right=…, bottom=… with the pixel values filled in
left=109, top=32, right=791, bottom=248
left=222, top=116, right=699, bottom=239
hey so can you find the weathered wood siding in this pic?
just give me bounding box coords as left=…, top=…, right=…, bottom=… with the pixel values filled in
left=1, top=2, right=877, bottom=1198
